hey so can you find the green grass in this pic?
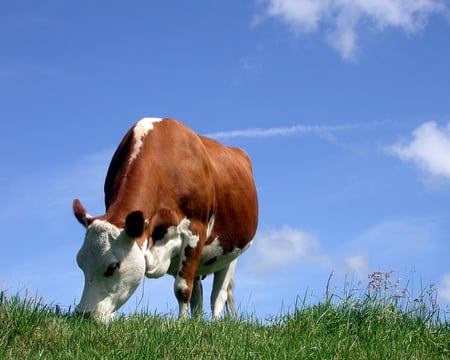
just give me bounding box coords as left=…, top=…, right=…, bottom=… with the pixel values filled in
left=1, top=272, right=449, bottom=359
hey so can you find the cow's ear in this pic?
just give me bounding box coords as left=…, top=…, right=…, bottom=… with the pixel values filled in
left=73, top=199, right=93, bottom=228
left=125, top=211, right=145, bottom=239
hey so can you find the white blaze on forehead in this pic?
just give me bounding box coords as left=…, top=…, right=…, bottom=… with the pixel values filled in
left=77, top=220, right=121, bottom=265
left=89, top=219, right=121, bottom=237
left=129, top=117, right=163, bottom=163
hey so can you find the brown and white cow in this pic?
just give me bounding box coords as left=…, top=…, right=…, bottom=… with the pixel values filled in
left=73, top=118, right=258, bottom=322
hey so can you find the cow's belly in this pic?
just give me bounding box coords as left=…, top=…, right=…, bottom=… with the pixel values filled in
left=196, top=237, right=252, bottom=276
left=147, top=215, right=254, bottom=278
left=164, top=238, right=252, bottom=277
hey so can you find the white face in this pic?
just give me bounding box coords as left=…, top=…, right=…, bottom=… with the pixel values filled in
left=76, top=220, right=146, bottom=323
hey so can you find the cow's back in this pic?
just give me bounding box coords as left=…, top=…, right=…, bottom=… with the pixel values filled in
left=103, top=118, right=257, bottom=250
left=103, top=119, right=216, bottom=229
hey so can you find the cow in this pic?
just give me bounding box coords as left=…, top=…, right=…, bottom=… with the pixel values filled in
left=73, top=118, right=258, bottom=322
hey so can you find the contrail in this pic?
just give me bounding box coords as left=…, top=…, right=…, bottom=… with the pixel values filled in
left=205, top=122, right=377, bottom=140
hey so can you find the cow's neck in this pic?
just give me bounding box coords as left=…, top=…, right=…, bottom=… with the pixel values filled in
left=104, top=179, right=159, bottom=229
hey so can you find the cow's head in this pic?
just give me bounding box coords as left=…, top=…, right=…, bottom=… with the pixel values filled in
left=72, top=199, right=148, bottom=323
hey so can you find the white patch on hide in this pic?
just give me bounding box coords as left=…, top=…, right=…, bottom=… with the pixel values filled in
left=129, top=117, right=162, bottom=163
left=174, top=276, right=189, bottom=294
left=144, top=217, right=200, bottom=278
left=178, top=217, right=199, bottom=248
left=145, top=224, right=182, bottom=278
left=206, top=214, right=215, bottom=240
left=196, top=238, right=253, bottom=276
left=202, top=237, right=223, bottom=259
left=174, top=276, right=189, bottom=319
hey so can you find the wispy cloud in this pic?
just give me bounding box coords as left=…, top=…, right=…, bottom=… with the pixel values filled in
left=387, top=121, right=450, bottom=180
left=205, top=122, right=373, bottom=140
left=255, top=0, right=448, bottom=60
left=344, top=253, right=370, bottom=280
left=0, top=149, right=111, bottom=223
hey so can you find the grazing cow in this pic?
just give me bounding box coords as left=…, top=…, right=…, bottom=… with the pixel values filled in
left=73, top=118, right=258, bottom=322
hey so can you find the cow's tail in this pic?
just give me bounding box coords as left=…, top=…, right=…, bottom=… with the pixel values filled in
left=225, top=277, right=237, bottom=317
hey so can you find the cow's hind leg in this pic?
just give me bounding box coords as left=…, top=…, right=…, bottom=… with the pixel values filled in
left=225, top=276, right=237, bottom=317
left=190, top=276, right=204, bottom=316
left=211, top=258, right=237, bottom=319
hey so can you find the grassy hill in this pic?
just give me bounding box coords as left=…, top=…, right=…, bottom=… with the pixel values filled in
left=1, top=271, right=449, bottom=359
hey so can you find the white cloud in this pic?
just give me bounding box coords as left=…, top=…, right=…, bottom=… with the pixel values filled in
left=438, top=272, right=450, bottom=303
left=243, top=218, right=433, bottom=278
left=256, top=0, right=448, bottom=60
left=388, top=121, right=450, bottom=180
left=245, top=226, right=332, bottom=273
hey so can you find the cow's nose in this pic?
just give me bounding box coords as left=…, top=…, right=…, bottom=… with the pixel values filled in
left=74, top=304, right=95, bottom=318
left=74, top=308, right=91, bottom=318
left=75, top=308, right=115, bottom=323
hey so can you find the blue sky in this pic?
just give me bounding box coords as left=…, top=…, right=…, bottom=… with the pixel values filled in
left=1, top=1, right=450, bottom=319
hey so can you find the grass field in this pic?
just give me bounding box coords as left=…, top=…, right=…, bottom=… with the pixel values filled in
left=1, top=271, right=449, bottom=359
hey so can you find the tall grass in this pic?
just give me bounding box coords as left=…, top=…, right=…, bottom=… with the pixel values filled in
left=1, top=271, right=448, bottom=359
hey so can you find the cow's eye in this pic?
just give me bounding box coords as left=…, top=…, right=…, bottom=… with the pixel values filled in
left=104, top=262, right=120, bottom=277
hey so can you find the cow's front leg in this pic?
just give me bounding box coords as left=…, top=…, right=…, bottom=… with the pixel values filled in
left=173, top=219, right=205, bottom=318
